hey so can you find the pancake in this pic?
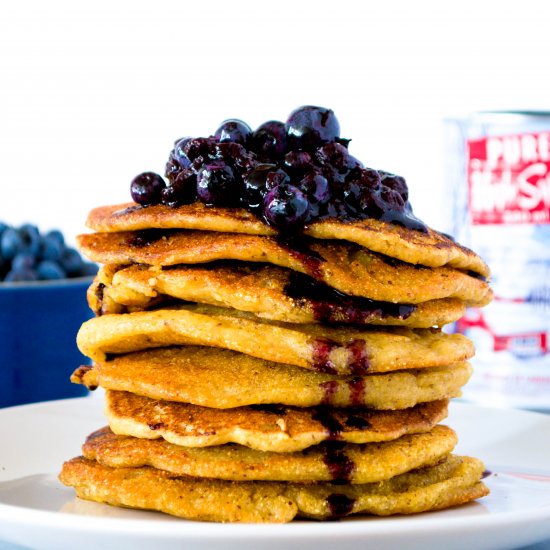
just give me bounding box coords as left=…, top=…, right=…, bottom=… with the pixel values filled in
left=59, top=454, right=489, bottom=522
left=76, top=304, right=474, bottom=374
left=82, top=425, right=457, bottom=483
left=90, top=263, right=466, bottom=328
left=85, top=202, right=490, bottom=278
left=71, top=347, right=473, bottom=409
left=77, top=230, right=492, bottom=306
left=105, top=391, right=449, bottom=452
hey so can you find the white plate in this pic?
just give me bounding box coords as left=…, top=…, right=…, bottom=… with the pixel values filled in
left=0, top=397, right=549, bottom=550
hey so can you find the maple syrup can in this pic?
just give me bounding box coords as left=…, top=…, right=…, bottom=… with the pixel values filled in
left=445, top=111, right=550, bottom=410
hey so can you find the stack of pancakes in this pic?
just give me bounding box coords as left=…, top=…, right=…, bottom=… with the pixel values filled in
left=59, top=202, right=492, bottom=522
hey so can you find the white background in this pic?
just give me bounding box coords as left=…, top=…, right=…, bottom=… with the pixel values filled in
left=1, top=0, right=549, bottom=242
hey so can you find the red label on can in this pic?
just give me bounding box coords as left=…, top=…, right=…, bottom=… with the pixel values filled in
left=467, top=131, right=550, bottom=224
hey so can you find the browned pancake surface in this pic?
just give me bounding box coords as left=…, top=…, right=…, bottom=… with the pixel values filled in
left=77, top=304, right=474, bottom=374
left=82, top=425, right=457, bottom=484
left=72, top=347, right=473, bottom=409
left=90, top=263, right=466, bottom=327
left=59, top=454, right=489, bottom=522
left=105, top=390, right=449, bottom=451
left=77, top=230, right=491, bottom=306
left=85, top=202, right=489, bottom=277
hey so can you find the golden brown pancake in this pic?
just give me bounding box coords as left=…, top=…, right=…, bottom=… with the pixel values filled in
left=59, top=454, right=489, bottom=522
left=105, top=391, right=449, bottom=452
left=85, top=202, right=490, bottom=278
left=72, top=347, right=473, bottom=409
left=82, top=425, right=457, bottom=483
left=76, top=304, right=474, bottom=374
left=77, top=230, right=492, bottom=306
left=90, top=263, right=466, bottom=328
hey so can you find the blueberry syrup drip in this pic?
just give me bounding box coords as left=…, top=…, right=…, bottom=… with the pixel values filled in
left=348, top=377, right=366, bottom=406
left=344, top=411, right=372, bottom=430
left=320, top=380, right=339, bottom=405
left=312, top=408, right=356, bottom=483
left=323, top=441, right=355, bottom=484
left=379, top=208, right=427, bottom=233
left=283, top=271, right=416, bottom=323
left=346, top=339, right=370, bottom=375
left=275, top=236, right=325, bottom=280
left=147, top=422, right=165, bottom=431
left=467, top=270, right=488, bottom=282
left=481, top=469, right=492, bottom=479
left=249, top=404, right=287, bottom=416
left=112, top=204, right=144, bottom=217
left=312, top=338, right=339, bottom=374
left=312, top=406, right=344, bottom=439
left=126, top=229, right=174, bottom=248
left=326, top=493, right=356, bottom=519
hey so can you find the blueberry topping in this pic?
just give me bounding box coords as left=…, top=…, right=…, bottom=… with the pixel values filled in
left=215, top=119, right=252, bottom=145
left=264, top=184, right=310, bottom=230
left=130, top=172, right=166, bottom=205
left=197, top=162, right=239, bottom=206
left=129, top=105, right=427, bottom=233
left=286, top=106, right=340, bottom=150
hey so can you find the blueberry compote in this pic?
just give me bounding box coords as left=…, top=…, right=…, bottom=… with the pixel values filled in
left=129, top=106, right=427, bottom=234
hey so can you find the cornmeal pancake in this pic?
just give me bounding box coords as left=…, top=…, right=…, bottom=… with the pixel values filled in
left=82, top=425, right=457, bottom=483
left=77, top=230, right=492, bottom=306
left=76, top=305, right=474, bottom=374
left=85, top=202, right=490, bottom=278
left=59, top=454, right=489, bottom=522
left=72, top=347, right=473, bottom=409
left=105, top=391, right=449, bottom=452
left=90, top=263, right=466, bottom=327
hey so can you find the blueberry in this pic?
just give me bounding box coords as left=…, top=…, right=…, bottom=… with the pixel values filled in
left=243, top=164, right=277, bottom=209
left=315, top=142, right=354, bottom=173
left=4, top=268, right=38, bottom=282
left=299, top=170, right=331, bottom=205
left=215, top=119, right=252, bottom=145
left=44, top=229, right=65, bottom=246
left=263, top=184, right=310, bottom=229
left=36, top=260, right=66, bottom=280
left=379, top=170, right=409, bottom=202
left=60, top=247, right=84, bottom=276
left=196, top=162, right=239, bottom=206
left=130, top=172, right=166, bottom=205
left=341, top=167, right=382, bottom=213
left=173, top=137, right=193, bottom=169
left=81, top=262, right=99, bottom=276
left=40, top=234, right=64, bottom=261
left=1, top=227, right=25, bottom=260
left=286, top=106, right=340, bottom=150
left=213, top=142, right=257, bottom=173
left=165, top=152, right=182, bottom=184
left=12, top=252, right=35, bottom=272
left=0, top=221, right=8, bottom=236
left=283, top=151, right=312, bottom=176
left=161, top=169, right=197, bottom=207
left=250, top=121, right=287, bottom=161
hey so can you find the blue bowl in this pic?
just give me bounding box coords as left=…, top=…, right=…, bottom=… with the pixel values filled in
left=0, top=277, right=94, bottom=408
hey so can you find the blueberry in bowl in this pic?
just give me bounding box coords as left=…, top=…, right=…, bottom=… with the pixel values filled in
left=0, top=223, right=98, bottom=408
